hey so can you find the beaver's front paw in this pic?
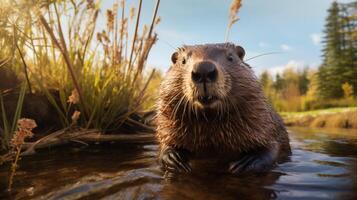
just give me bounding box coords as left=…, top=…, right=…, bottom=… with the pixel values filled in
left=160, top=148, right=191, bottom=173
left=228, top=153, right=275, bottom=174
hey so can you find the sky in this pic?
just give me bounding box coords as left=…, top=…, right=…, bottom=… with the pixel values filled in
left=102, top=0, right=355, bottom=75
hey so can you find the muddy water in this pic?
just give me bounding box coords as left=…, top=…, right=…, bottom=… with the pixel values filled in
left=1, top=127, right=357, bottom=200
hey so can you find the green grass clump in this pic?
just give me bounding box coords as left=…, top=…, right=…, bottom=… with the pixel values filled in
left=0, top=84, right=27, bottom=150
left=0, top=0, right=161, bottom=150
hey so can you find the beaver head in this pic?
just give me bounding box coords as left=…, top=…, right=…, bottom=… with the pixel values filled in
left=160, top=43, right=259, bottom=122
left=172, top=43, right=246, bottom=110
left=157, top=43, right=287, bottom=153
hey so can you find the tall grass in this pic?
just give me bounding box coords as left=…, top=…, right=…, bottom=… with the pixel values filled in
left=225, top=0, right=242, bottom=41
left=0, top=0, right=161, bottom=148
left=0, top=84, right=27, bottom=150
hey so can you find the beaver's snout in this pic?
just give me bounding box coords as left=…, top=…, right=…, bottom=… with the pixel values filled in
left=197, top=95, right=218, bottom=105
left=190, top=61, right=220, bottom=107
left=191, top=61, right=218, bottom=83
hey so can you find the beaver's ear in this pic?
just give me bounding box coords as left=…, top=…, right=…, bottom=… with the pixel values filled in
left=171, top=52, right=178, bottom=64
left=235, top=45, right=245, bottom=60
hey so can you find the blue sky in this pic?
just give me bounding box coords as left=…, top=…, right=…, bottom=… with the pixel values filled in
left=102, top=0, right=354, bottom=75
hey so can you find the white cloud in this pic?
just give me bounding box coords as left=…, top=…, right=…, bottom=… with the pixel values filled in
left=280, top=44, right=292, bottom=51
left=267, top=60, right=305, bottom=75
left=310, top=33, right=322, bottom=46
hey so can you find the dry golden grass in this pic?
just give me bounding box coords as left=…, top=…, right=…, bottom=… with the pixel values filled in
left=0, top=0, right=161, bottom=149
left=225, top=0, right=242, bottom=41
left=283, top=109, right=357, bottom=129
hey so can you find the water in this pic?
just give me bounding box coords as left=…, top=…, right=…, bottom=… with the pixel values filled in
left=1, top=127, right=357, bottom=199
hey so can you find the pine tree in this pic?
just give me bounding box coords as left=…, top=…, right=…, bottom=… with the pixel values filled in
left=318, top=2, right=357, bottom=98
left=298, top=67, right=310, bottom=95
left=339, top=2, right=357, bottom=95
left=259, top=70, right=274, bottom=101
left=273, top=73, right=285, bottom=92
left=318, top=1, right=344, bottom=98
left=260, top=71, right=271, bottom=90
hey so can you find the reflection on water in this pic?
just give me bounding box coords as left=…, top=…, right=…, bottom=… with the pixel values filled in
left=1, top=127, right=357, bottom=199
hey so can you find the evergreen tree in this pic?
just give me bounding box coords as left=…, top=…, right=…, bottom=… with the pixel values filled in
left=298, top=67, right=310, bottom=95
left=318, top=1, right=344, bottom=98
left=273, top=73, right=285, bottom=92
left=339, top=2, right=357, bottom=95
left=318, top=2, right=357, bottom=98
left=260, top=71, right=271, bottom=90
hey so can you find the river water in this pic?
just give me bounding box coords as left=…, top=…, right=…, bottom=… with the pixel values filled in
left=1, top=127, right=357, bottom=199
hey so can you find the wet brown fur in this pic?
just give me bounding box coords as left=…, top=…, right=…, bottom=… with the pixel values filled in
left=156, top=43, right=289, bottom=157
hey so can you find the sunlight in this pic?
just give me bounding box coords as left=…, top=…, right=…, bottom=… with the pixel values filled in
left=0, top=0, right=356, bottom=199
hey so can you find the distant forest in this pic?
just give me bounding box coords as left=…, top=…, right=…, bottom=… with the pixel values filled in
left=260, top=2, right=357, bottom=112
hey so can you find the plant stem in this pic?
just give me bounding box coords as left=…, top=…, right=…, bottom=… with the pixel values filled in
left=38, top=12, right=89, bottom=121
left=119, top=0, right=125, bottom=65
left=127, top=0, right=143, bottom=71
left=138, top=0, right=160, bottom=72
left=15, top=42, right=33, bottom=94
left=8, top=146, right=21, bottom=192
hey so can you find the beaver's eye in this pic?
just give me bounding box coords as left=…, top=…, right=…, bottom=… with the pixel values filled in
left=182, top=58, right=186, bottom=65
left=227, top=54, right=234, bottom=62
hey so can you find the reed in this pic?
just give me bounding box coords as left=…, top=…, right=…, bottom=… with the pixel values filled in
left=225, top=0, right=242, bottom=41
left=0, top=0, right=161, bottom=148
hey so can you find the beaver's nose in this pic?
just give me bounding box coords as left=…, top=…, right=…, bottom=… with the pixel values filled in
left=191, top=61, right=218, bottom=83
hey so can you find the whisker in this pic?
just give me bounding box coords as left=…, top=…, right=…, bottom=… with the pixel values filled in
left=244, top=51, right=284, bottom=62
left=173, top=95, right=185, bottom=119
left=157, top=38, right=177, bottom=50
left=162, top=92, right=181, bottom=112
left=181, top=98, right=188, bottom=122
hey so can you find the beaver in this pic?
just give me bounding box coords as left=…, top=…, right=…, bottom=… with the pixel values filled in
left=156, top=43, right=290, bottom=174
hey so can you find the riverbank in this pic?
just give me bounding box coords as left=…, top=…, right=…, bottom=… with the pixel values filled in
left=281, top=107, right=357, bottom=129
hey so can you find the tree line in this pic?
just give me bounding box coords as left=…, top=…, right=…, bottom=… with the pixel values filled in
left=260, top=1, right=357, bottom=112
